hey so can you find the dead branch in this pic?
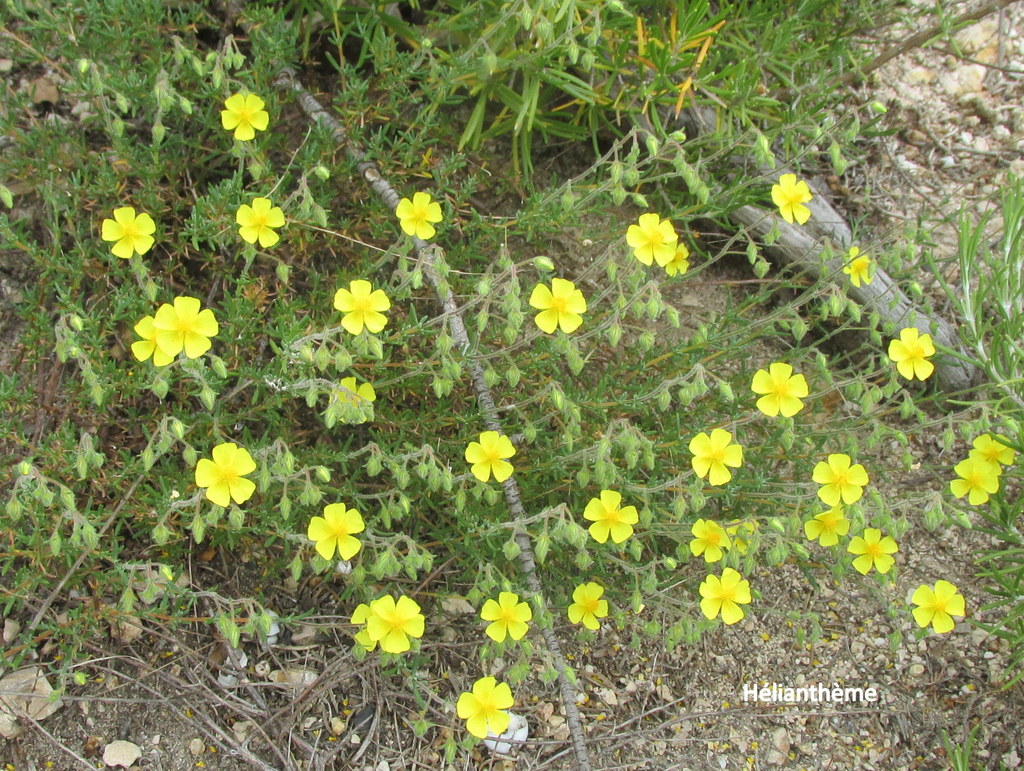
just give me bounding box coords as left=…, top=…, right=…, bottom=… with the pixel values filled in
left=274, top=67, right=594, bottom=771
left=665, top=108, right=978, bottom=394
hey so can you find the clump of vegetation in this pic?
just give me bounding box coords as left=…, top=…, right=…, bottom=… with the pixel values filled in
left=0, top=0, right=1020, bottom=765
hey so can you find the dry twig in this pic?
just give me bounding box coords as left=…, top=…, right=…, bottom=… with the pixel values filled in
left=273, top=66, right=594, bottom=771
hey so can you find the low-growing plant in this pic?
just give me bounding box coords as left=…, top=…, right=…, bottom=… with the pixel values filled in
left=0, top=0, right=1020, bottom=766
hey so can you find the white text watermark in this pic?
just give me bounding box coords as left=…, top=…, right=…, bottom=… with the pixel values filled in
left=742, top=682, right=878, bottom=704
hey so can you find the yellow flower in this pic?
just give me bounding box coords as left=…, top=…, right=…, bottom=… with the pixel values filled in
left=529, top=278, right=587, bottom=334
left=332, top=377, right=376, bottom=406
left=888, top=327, right=935, bottom=381
left=329, top=377, right=376, bottom=424
left=689, top=519, right=730, bottom=563
left=771, top=174, right=813, bottom=225
left=350, top=603, right=377, bottom=651
left=130, top=315, right=176, bottom=367
left=152, top=296, right=219, bottom=360
left=663, top=242, right=690, bottom=276
left=457, top=676, right=514, bottom=739
left=842, top=246, right=873, bottom=287
left=911, top=580, right=965, bottom=634
left=220, top=93, right=269, bottom=141
left=847, top=528, right=898, bottom=575
left=395, top=191, right=443, bottom=240
left=480, top=592, right=532, bottom=642
left=812, top=453, right=868, bottom=506
left=333, top=280, right=391, bottom=335
left=626, top=212, right=677, bottom=266
left=567, top=582, right=608, bottom=630
left=689, top=428, right=743, bottom=486
left=364, top=595, right=425, bottom=654
left=751, top=362, right=808, bottom=417
left=101, top=206, right=155, bottom=259
left=724, top=519, right=757, bottom=554
left=465, top=431, right=515, bottom=483
left=803, top=505, right=850, bottom=547
left=236, top=197, right=285, bottom=247
left=195, top=442, right=257, bottom=507
left=969, top=434, right=1015, bottom=467
left=307, top=502, right=365, bottom=561
left=950, top=456, right=1000, bottom=505
left=699, top=568, right=751, bottom=625
left=583, top=490, right=638, bottom=544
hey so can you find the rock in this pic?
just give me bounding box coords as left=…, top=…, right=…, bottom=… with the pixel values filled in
left=483, top=712, right=529, bottom=755
left=597, top=687, right=618, bottom=706
left=907, top=67, right=935, bottom=84
left=0, top=711, right=19, bottom=739
left=772, top=727, right=791, bottom=754
left=955, top=18, right=998, bottom=58
left=233, top=720, right=256, bottom=742
left=28, top=74, right=59, bottom=104
left=0, top=666, right=64, bottom=734
left=188, top=737, right=205, bottom=756
left=940, top=65, right=986, bottom=96
left=440, top=597, right=476, bottom=615
left=110, top=615, right=144, bottom=643
left=102, top=739, right=141, bottom=767
left=2, top=618, right=20, bottom=644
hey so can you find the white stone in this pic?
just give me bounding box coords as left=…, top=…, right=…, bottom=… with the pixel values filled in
left=103, top=740, right=142, bottom=768
left=955, top=18, right=998, bottom=54
left=907, top=66, right=935, bottom=84
left=483, top=712, right=528, bottom=756
left=2, top=619, right=20, bottom=644
left=0, top=667, right=63, bottom=726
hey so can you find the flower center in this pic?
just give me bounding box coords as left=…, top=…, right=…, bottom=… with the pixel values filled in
left=644, top=228, right=665, bottom=245
left=716, top=584, right=737, bottom=603
left=864, top=542, right=883, bottom=559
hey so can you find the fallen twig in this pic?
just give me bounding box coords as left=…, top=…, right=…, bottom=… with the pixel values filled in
left=273, top=66, right=594, bottom=771
left=662, top=108, right=977, bottom=394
